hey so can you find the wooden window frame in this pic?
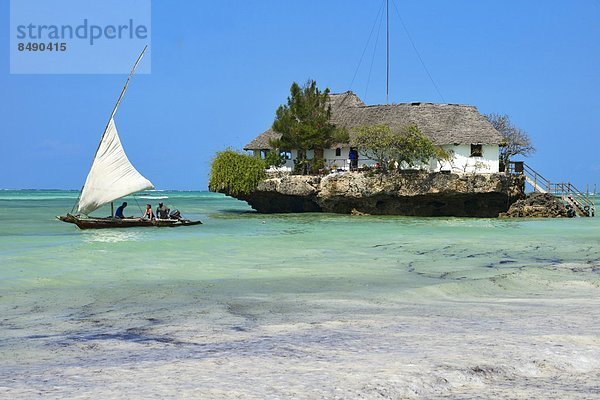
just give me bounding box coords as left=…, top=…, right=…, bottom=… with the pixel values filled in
left=470, top=144, right=483, bottom=157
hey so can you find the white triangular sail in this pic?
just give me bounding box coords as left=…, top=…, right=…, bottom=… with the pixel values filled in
left=77, top=118, right=154, bottom=215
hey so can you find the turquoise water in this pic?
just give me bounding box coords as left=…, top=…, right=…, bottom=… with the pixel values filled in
left=1, top=190, right=599, bottom=399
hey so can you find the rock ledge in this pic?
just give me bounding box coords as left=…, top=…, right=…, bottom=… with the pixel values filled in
left=228, top=171, right=525, bottom=217
left=500, top=192, right=574, bottom=218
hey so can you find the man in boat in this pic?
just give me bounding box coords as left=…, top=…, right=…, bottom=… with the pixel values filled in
left=115, top=202, right=127, bottom=219
left=156, top=202, right=170, bottom=219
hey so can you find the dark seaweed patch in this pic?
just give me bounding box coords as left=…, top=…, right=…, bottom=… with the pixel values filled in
left=57, top=327, right=184, bottom=346
left=231, top=326, right=249, bottom=332
left=371, top=243, right=394, bottom=248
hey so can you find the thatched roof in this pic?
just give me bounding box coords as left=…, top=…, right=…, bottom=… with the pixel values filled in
left=244, top=91, right=502, bottom=150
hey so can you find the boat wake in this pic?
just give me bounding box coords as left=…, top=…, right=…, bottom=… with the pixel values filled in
left=138, top=196, right=169, bottom=200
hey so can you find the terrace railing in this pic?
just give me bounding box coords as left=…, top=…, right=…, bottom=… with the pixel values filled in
left=325, top=158, right=375, bottom=172
left=507, top=161, right=596, bottom=217
left=548, top=182, right=596, bottom=218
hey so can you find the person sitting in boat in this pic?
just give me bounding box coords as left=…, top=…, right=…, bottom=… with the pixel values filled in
left=142, top=204, right=155, bottom=220
left=156, top=202, right=170, bottom=219
left=115, top=202, right=127, bottom=219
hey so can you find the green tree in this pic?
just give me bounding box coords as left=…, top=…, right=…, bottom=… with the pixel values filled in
left=263, top=150, right=284, bottom=168
left=392, top=124, right=440, bottom=169
left=270, top=80, right=347, bottom=174
left=485, top=113, right=535, bottom=170
left=208, top=149, right=266, bottom=196
left=351, top=124, right=446, bottom=171
left=351, top=125, right=395, bottom=170
left=434, top=146, right=453, bottom=171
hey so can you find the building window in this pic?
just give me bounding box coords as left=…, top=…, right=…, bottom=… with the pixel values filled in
left=280, top=150, right=292, bottom=160
left=335, top=148, right=341, bottom=157
left=470, top=144, right=482, bottom=157
left=260, top=150, right=268, bottom=159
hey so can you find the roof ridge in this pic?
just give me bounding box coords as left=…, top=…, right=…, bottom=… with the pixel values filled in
left=358, top=102, right=476, bottom=108
left=244, top=93, right=500, bottom=150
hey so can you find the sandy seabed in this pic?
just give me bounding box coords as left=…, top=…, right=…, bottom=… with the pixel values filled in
left=2, top=268, right=599, bottom=399
left=1, top=191, right=599, bottom=399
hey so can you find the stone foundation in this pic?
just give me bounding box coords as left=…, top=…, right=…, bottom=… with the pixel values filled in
left=223, top=171, right=525, bottom=217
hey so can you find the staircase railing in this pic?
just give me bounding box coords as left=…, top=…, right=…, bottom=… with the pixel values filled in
left=548, top=182, right=596, bottom=217
left=507, top=161, right=596, bottom=217
left=523, top=163, right=551, bottom=193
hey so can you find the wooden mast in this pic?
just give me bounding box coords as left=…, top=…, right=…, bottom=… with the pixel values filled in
left=108, top=45, right=148, bottom=123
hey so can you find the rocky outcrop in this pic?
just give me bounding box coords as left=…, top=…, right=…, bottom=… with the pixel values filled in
left=237, top=175, right=322, bottom=213
left=230, top=171, right=525, bottom=217
left=500, top=192, right=574, bottom=218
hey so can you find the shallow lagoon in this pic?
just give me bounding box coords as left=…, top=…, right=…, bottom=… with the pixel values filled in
left=0, top=190, right=599, bottom=399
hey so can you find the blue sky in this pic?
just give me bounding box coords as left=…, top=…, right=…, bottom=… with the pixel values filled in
left=1, top=0, right=599, bottom=190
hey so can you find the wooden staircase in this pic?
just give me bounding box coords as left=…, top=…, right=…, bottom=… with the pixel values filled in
left=507, top=162, right=596, bottom=217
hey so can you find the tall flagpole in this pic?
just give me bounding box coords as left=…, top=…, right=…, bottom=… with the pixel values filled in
left=386, top=0, right=389, bottom=104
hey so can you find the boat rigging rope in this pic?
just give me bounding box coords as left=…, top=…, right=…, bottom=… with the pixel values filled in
left=70, top=186, right=83, bottom=215
left=132, top=193, right=144, bottom=215
left=390, top=0, right=446, bottom=103
left=349, top=0, right=386, bottom=92
left=348, top=0, right=446, bottom=104
left=364, top=0, right=386, bottom=102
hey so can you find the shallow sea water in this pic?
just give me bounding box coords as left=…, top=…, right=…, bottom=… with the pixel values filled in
left=0, top=190, right=599, bottom=399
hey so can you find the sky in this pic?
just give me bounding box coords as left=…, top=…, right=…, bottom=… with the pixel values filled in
left=1, top=0, right=599, bottom=190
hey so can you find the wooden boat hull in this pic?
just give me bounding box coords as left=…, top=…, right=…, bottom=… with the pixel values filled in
left=57, top=214, right=202, bottom=229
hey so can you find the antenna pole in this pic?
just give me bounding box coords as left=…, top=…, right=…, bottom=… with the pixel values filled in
left=386, top=0, right=390, bottom=104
